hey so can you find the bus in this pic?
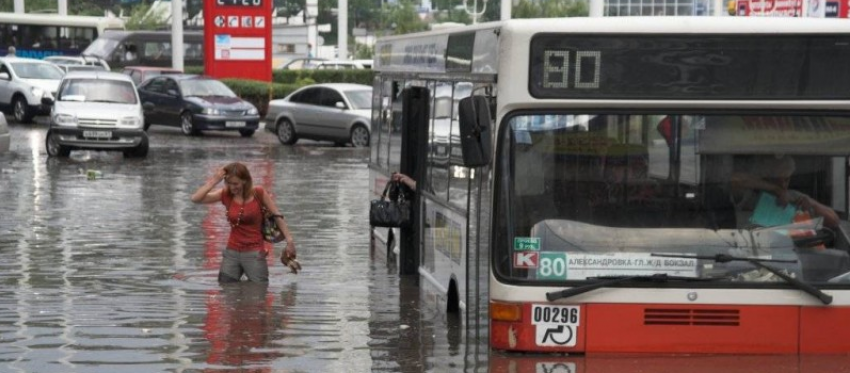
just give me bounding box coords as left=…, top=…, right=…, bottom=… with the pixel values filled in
left=369, top=16, right=850, bottom=356
left=0, top=13, right=125, bottom=59
left=82, top=30, right=204, bottom=69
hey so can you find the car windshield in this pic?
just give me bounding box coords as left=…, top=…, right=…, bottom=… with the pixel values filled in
left=82, top=38, right=120, bottom=59
left=58, top=79, right=137, bottom=104
left=10, top=62, right=63, bottom=80
left=345, top=89, right=372, bottom=110
left=180, top=79, right=236, bottom=97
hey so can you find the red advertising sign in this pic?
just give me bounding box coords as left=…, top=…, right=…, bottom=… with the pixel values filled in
left=203, top=0, right=272, bottom=82
left=736, top=0, right=804, bottom=16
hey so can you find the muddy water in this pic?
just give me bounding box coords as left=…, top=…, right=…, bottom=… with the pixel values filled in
left=0, top=124, right=468, bottom=373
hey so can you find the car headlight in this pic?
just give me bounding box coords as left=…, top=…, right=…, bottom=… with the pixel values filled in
left=247, top=107, right=258, bottom=115
left=118, top=116, right=142, bottom=128
left=202, top=108, right=220, bottom=115
left=54, top=113, right=77, bottom=126
left=31, top=87, right=45, bottom=98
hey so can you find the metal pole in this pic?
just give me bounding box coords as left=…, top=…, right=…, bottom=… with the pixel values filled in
left=172, top=0, right=184, bottom=71
left=590, top=0, right=605, bottom=16
left=339, top=0, right=348, bottom=60
left=501, top=0, right=511, bottom=20
left=13, top=0, right=24, bottom=13
left=58, top=0, right=67, bottom=15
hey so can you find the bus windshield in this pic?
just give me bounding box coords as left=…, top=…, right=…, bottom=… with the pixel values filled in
left=496, top=113, right=850, bottom=286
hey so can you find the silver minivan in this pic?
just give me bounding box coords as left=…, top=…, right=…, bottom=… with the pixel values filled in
left=44, top=70, right=148, bottom=158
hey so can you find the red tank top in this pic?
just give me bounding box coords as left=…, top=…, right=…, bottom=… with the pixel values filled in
left=221, top=187, right=265, bottom=251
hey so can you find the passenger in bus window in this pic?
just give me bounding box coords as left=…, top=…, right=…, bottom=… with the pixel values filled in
left=729, top=155, right=838, bottom=228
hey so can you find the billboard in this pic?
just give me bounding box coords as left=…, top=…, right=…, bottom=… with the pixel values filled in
left=203, top=0, right=272, bottom=82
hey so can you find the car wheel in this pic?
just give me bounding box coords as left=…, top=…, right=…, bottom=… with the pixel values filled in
left=45, top=130, right=71, bottom=157
left=276, top=119, right=298, bottom=145
left=350, top=124, right=370, bottom=147
left=239, top=129, right=255, bottom=137
left=123, top=134, right=149, bottom=158
left=181, top=112, right=199, bottom=136
left=13, top=96, right=34, bottom=124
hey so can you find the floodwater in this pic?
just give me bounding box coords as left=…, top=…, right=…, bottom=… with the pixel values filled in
left=4, top=122, right=850, bottom=373
left=0, top=123, right=468, bottom=373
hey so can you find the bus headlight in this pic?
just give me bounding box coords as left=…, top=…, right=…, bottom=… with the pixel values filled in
left=53, top=114, right=77, bottom=127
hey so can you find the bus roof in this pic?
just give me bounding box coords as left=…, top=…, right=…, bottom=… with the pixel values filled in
left=374, top=16, right=850, bottom=75
left=0, top=12, right=125, bottom=29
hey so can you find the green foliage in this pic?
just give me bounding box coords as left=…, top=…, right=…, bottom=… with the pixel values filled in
left=220, top=79, right=301, bottom=114
left=513, top=0, right=588, bottom=18
left=381, top=1, right=430, bottom=35
left=124, top=3, right=168, bottom=31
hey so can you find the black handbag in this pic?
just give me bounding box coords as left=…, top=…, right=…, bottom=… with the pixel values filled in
left=370, top=181, right=411, bottom=228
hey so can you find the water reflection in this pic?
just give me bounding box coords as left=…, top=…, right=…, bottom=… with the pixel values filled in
left=202, top=282, right=294, bottom=372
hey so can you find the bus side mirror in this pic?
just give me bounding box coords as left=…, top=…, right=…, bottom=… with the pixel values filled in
left=457, top=96, right=492, bottom=167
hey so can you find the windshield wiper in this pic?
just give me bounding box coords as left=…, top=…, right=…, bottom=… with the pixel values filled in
left=545, top=273, right=719, bottom=302
left=651, top=253, right=832, bottom=305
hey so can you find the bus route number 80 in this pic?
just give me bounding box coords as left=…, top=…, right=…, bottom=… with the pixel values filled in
left=542, top=50, right=601, bottom=90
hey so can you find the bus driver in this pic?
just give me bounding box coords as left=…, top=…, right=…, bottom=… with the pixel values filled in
left=729, top=155, right=839, bottom=228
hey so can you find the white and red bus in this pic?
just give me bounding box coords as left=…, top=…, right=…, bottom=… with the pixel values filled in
left=369, top=16, right=850, bottom=355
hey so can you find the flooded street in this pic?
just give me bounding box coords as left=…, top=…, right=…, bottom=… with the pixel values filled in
left=0, top=122, right=469, bottom=373
left=4, top=121, right=850, bottom=373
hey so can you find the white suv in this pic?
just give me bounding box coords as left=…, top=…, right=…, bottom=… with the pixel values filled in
left=0, top=56, right=64, bottom=123
left=44, top=70, right=148, bottom=158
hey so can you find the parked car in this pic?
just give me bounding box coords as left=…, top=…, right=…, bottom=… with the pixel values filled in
left=0, top=56, right=64, bottom=123
left=44, top=55, right=111, bottom=70
left=138, top=74, right=260, bottom=136
left=121, top=66, right=182, bottom=86
left=265, top=83, right=373, bottom=147
left=0, top=114, right=9, bottom=154
left=43, top=70, right=148, bottom=158
left=313, top=60, right=369, bottom=70
left=279, top=57, right=326, bottom=70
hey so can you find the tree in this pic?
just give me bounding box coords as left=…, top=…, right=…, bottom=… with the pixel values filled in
left=380, top=0, right=428, bottom=35
left=124, top=2, right=168, bottom=30
left=513, top=0, right=588, bottom=18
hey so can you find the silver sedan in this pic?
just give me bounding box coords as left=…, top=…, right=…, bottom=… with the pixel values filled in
left=264, top=83, right=373, bottom=147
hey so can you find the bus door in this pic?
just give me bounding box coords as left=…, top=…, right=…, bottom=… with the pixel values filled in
left=399, top=86, right=430, bottom=275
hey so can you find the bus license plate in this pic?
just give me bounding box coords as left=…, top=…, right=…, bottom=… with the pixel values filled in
left=225, top=121, right=245, bottom=128
left=532, top=304, right=580, bottom=347
left=83, top=130, right=111, bottom=138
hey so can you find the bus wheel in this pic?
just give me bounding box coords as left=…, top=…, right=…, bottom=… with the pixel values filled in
left=13, top=96, right=34, bottom=124
left=276, top=119, right=298, bottom=145
left=350, top=124, right=370, bottom=147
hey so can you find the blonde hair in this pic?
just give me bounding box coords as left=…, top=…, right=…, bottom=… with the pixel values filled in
left=223, top=162, right=254, bottom=200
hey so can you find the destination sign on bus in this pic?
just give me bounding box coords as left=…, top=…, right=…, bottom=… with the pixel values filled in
left=529, top=34, right=850, bottom=99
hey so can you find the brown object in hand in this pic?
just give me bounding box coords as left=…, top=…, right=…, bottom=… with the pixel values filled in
left=281, top=254, right=301, bottom=274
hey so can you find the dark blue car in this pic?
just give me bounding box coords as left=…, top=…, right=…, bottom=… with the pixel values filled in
left=138, top=74, right=260, bottom=137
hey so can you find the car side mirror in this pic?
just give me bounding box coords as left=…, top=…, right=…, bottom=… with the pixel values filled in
left=143, top=102, right=155, bottom=112
left=41, top=96, right=54, bottom=106
left=0, top=72, right=9, bottom=80
left=335, top=101, right=345, bottom=109
left=457, top=95, right=492, bottom=167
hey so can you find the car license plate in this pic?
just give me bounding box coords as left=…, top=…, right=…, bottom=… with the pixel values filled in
left=82, top=130, right=111, bottom=138
left=225, top=121, right=245, bottom=128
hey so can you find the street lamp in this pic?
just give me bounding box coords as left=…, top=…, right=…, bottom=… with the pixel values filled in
left=463, top=0, right=489, bottom=24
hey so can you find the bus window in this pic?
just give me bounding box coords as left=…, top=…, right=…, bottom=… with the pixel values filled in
left=428, top=81, right=452, bottom=202
left=447, top=82, right=474, bottom=209
left=376, top=79, right=394, bottom=169
left=388, top=80, right=405, bottom=174
left=370, top=76, right=383, bottom=166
